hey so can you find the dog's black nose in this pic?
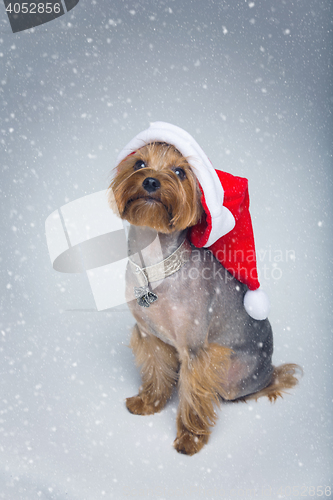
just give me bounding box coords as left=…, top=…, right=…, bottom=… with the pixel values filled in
left=142, top=177, right=161, bottom=193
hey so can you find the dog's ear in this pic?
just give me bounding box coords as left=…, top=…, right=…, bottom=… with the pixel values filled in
left=107, top=182, right=120, bottom=216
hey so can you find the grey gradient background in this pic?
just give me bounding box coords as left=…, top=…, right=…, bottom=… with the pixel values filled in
left=0, top=0, right=332, bottom=498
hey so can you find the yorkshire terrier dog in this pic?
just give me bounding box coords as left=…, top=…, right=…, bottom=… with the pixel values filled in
left=109, top=123, right=301, bottom=455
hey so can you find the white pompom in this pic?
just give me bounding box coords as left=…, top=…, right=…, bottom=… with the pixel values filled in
left=244, top=289, right=270, bottom=320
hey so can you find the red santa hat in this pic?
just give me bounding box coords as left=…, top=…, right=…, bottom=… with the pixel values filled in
left=116, top=121, right=270, bottom=320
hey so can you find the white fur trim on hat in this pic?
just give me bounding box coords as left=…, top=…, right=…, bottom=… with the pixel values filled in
left=244, top=289, right=270, bottom=321
left=115, top=122, right=235, bottom=245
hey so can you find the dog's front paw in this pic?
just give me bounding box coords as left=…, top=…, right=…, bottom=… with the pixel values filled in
left=126, top=394, right=166, bottom=415
left=173, top=429, right=209, bottom=456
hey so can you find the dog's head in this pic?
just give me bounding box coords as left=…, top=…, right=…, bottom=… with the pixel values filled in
left=109, top=142, right=203, bottom=233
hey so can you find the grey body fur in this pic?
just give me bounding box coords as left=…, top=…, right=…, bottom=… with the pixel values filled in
left=126, top=225, right=273, bottom=400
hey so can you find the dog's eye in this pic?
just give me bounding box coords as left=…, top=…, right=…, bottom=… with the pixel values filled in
left=173, top=167, right=186, bottom=180
left=134, top=160, right=146, bottom=171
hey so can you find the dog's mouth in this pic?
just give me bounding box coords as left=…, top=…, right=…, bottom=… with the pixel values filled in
left=123, top=195, right=173, bottom=221
left=125, top=195, right=165, bottom=209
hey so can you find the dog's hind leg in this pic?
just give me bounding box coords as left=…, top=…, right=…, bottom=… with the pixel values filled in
left=126, top=324, right=179, bottom=415
left=174, top=343, right=232, bottom=455
left=242, top=363, right=302, bottom=402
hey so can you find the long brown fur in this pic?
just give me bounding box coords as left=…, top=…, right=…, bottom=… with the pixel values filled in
left=174, top=344, right=233, bottom=455
left=241, top=363, right=303, bottom=403
left=126, top=324, right=179, bottom=415
left=177, top=344, right=233, bottom=434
